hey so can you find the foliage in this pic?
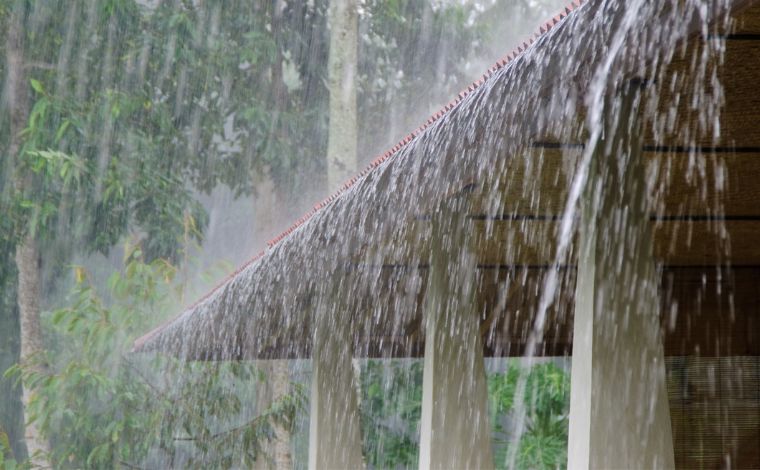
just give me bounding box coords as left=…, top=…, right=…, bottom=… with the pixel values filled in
left=360, top=360, right=423, bottom=468
left=0, top=428, right=29, bottom=470
left=489, top=361, right=570, bottom=470
left=1, top=0, right=492, bottom=276
left=6, top=244, right=305, bottom=469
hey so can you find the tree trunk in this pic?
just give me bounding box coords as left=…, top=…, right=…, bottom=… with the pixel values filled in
left=6, top=3, right=51, bottom=467
left=0, top=267, right=25, bottom=461
left=252, top=168, right=280, bottom=247
left=15, top=238, right=49, bottom=467
left=326, top=0, right=358, bottom=191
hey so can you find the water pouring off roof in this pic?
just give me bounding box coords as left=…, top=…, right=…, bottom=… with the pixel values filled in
left=133, top=0, right=760, bottom=360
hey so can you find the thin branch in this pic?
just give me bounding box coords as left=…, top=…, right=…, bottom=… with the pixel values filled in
left=118, top=459, right=150, bottom=470
left=173, top=413, right=267, bottom=442
left=120, top=355, right=169, bottom=398
left=24, top=61, right=57, bottom=71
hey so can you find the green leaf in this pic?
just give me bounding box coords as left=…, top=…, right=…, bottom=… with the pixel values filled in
left=30, top=78, right=44, bottom=94
left=0, top=430, right=11, bottom=454
left=3, top=364, right=21, bottom=380
left=54, top=119, right=71, bottom=143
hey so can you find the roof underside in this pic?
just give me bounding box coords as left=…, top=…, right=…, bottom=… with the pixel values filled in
left=134, top=0, right=760, bottom=360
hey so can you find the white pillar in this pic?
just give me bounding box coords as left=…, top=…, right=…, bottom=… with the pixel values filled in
left=567, top=85, right=675, bottom=469
left=418, top=202, right=494, bottom=470
left=308, top=295, right=364, bottom=470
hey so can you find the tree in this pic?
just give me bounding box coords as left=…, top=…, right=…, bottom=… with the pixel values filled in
left=0, top=2, right=322, bottom=465
left=0, top=1, right=206, bottom=462
left=326, top=0, right=358, bottom=191
left=4, top=1, right=50, bottom=465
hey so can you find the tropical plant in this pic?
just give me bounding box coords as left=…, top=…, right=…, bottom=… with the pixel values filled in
left=360, top=359, right=424, bottom=468
left=490, top=361, right=571, bottom=470
left=6, top=243, right=305, bottom=469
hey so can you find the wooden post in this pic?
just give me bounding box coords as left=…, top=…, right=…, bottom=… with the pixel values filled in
left=308, top=291, right=364, bottom=470
left=418, top=201, right=494, bottom=470
left=567, top=84, right=675, bottom=469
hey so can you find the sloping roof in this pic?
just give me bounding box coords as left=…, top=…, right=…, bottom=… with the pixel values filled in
left=132, top=0, right=588, bottom=353
left=134, top=0, right=760, bottom=359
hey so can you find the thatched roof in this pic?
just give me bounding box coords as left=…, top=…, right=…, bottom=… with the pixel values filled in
left=134, top=0, right=760, bottom=360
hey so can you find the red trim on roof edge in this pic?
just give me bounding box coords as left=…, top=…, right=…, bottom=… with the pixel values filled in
left=133, top=0, right=587, bottom=351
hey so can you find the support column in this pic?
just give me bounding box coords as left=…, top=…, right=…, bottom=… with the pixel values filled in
left=419, top=202, right=494, bottom=470
left=568, top=85, right=675, bottom=469
left=308, top=294, right=364, bottom=470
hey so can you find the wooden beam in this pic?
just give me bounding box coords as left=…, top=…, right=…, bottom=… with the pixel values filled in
left=725, top=1, right=760, bottom=35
